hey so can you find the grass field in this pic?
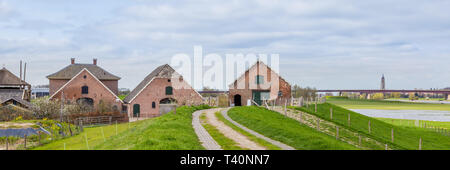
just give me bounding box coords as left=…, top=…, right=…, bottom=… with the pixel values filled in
left=327, top=98, right=450, bottom=111
left=32, top=105, right=210, bottom=150
left=228, top=106, right=359, bottom=150
left=199, top=113, right=244, bottom=150
left=292, top=103, right=450, bottom=150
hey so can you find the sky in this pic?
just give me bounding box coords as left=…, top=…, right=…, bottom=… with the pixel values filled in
left=1, top=0, right=450, bottom=90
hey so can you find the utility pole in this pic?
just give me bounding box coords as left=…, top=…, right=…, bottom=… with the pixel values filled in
left=60, top=91, right=65, bottom=122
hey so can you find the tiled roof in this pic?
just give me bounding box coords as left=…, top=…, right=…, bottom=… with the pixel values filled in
left=123, top=64, right=178, bottom=103
left=47, top=64, right=120, bottom=80
left=0, top=67, right=30, bottom=86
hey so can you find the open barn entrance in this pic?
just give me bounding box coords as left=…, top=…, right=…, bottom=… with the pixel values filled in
left=234, top=94, right=242, bottom=106
left=159, top=98, right=177, bottom=115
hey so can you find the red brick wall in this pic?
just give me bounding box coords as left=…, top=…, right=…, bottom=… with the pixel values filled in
left=50, top=70, right=122, bottom=111
left=127, top=78, right=203, bottom=118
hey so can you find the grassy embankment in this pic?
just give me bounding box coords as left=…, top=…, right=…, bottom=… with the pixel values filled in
left=228, top=106, right=359, bottom=150
left=33, top=105, right=210, bottom=150
left=292, top=101, right=450, bottom=150
left=327, top=97, right=450, bottom=111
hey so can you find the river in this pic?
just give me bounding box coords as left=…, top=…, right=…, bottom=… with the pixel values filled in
left=351, top=109, right=450, bottom=122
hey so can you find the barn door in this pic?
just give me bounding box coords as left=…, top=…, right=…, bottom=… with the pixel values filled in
left=133, top=104, right=140, bottom=117
left=253, top=91, right=262, bottom=105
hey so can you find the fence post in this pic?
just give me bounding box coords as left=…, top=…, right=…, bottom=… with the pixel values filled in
left=284, top=99, right=287, bottom=116
left=385, top=144, right=388, bottom=150
left=109, top=116, right=112, bottom=125
left=85, top=133, right=89, bottom=150
left=419, top=138, right=422, bottom=150
left=24, top=134, right=27, bottom=149
left=358, top=135, right=361, bottom=146
left=299, top=112, right=302, bottom=124
left=368, top=120, right=371, bottom=134
left=315, top=102, right=317, bottom=113
left=330, top=108, right=333, bottom=120
left=68, top=123, right=73, bottom=136
left=5, top=137, right=8, bottom=150
left=391, top=128, right=394, bottom=143
left=348, top=113, right=351, bottom=126
left=115, top=120, right=118, bottom=135
left=316, top=118, right=320, bottom=130
left=336, top=126, right=339, bottom=140
left=80, top=119, right=84, bottom=132
left=38, top=131, right=41, bottom=146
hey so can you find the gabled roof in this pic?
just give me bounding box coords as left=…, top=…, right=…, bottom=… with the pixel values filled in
left=47, top=64, right=120, bottom=80
left=229, top=61, right=290, bottom=87
left=0, top=97, right=32, bottom=108
left=0, top=67, right=30, bottom=86
left=124, top=64, right=181, bottom=103
left=49, top=68, right=123, bottom=103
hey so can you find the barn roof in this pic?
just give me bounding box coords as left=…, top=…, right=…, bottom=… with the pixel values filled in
left=0, top=67, right=30, bottom=86
left=0, top=97, right=32, bottom=108
left=46, top=64, right=121, bottom=80
left=123, top=64, right=179, bottom=103
left=229, top=61, right=290, bottom=87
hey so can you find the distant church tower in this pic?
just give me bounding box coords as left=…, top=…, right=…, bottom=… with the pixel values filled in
left=381, top=74, right=386, bottom=90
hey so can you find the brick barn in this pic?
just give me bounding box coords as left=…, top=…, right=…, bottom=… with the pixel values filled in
left=123, top=64, right=203, bottom=118
left=229, top=61, right=291, bottom=106
left=47, top=58, right=124, bottom=112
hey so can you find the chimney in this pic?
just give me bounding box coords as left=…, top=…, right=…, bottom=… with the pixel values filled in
left=93, top=58, right=97, bottom=65
left=71, top=58, right=75, bottom=64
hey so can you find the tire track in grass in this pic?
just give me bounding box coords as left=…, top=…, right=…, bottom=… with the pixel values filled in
left=221, top=108, right=295, bottom=150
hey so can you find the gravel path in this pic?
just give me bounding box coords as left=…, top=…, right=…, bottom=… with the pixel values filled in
left=221, top=108, right=295, bottom=150
left=192, top=109, right=222, bottom=150
left=204, top=108, right=266, bottom=150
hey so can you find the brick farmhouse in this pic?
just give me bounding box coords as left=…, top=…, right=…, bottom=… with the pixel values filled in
left=47, top=58, right=124, bottom=112
left=229, top=61, right=291, bottom=106
left=123, top=64, right=203, bottom=118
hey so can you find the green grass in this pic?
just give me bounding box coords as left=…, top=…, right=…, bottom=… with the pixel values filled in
left=292, top=102, right=450, bottom=150
left=215, top=112, right=281, bottom=150
left=32, top=105, right=210, bottom=150
left=199, top=113, right=244, bottom=150
left=228, top=106, right=359, bottom=150
left=327, top=98, right=450, bottom=111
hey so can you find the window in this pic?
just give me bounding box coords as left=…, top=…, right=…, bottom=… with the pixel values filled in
left=82, top=86, right=89, bottom=94
left=166, top=86, right=173, bottom=95
left=152, top=102, right=156, bottom=108
left=256, top=75, right=264, bottom=84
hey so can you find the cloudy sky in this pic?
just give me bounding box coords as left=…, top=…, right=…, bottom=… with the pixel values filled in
left=1, top=0, right=449, bottom=90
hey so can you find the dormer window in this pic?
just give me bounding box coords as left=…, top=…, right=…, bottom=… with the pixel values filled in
left=256, top=75, right=264, bottom=84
